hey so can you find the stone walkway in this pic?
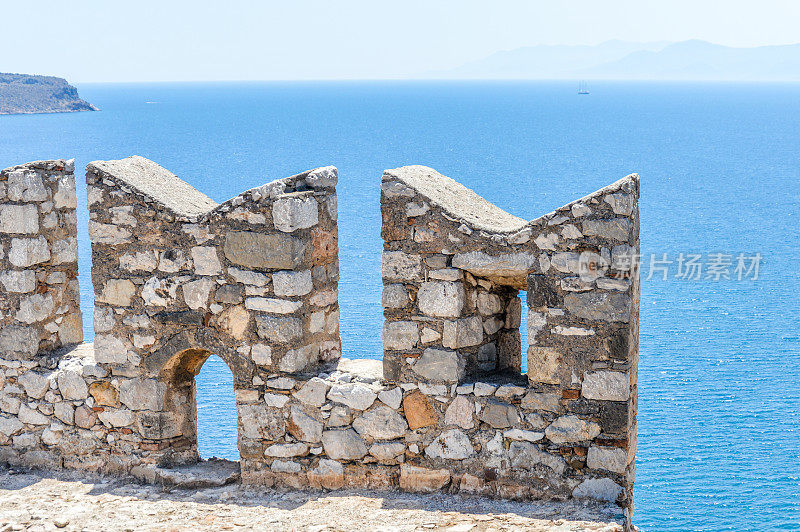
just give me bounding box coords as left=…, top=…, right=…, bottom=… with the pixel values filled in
left=0, top=468, right=624, bottom=531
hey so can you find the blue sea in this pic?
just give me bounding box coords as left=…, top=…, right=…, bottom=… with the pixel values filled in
left=1, top=81, right=798, bottom=531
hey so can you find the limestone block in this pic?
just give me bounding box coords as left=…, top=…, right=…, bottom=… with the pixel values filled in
left=412, top=348, right=462, bottom=382
left=521, top=392, right=561, bottom=413
left=377, top=387, right=402, bottom=410
left=53, top=175, right=77, bottom=208
left=444, top=395, right=474, bottom=429
left=0, top=204, right=39, bottom=234
left=227, top=267, right=269, bottom=286
left=545, top=415, right=601, bottom=444
left=0, top=325, right=39, bottom=355
left=476, top=292, right=503, bottom=315
left=93, top=334, right=128, bottom=364
left=245, top=297, right=302, bottom=314
left=293, top=377, right=328, bottom=407
left=399, top=464, right=450, bottom=492
left=53, top=402, right=74, bottom=425
left=508, top=441, right=566, bottom=474
left=321, top=428, right=368, bottom=460
left=74, top=405, right=97, bottom=429
left=596, top=278, right=631, bottom=291
left=479, top=400, right=519, bottom=429
left=16, top=294, right=54, bottom=324
left=383, top=321, right=419, bottom=350
left=9, top=236, right=50, bottom=267
left=215, top=305, right=250, bottom=340
left=417, top=282, right=464, bottom=318
left=89, top=381, right=119, bottom=407
left=7, top=170, right=47, bottom=202
left=551, top=252, right=580, bottom=274
left=564, top=292, right=631, bottom=322
left=381, top=251, right=422, bottom=282
left=272, top=270, right=313, bottom=296
left=451, top=251, right=537, bottom=278
left=587, top=445, right=628, bottom=474
left=264, top=442, right=309, bottom=458
left=369, top=442, right=406, bottom=461
left=287, top=406, right=323, bottom=443
left=0, top=416, right=24, bottom=437
left=273, top=195, right=319, bottom=232
left=249, top=344, right=271, bottom=366
left=278, top=344, right=318, bottom=372
left=57, top=371, right=88, bottom=400
left=120, top=250, right=158, bottom=272
left=263, top=393, right=289, bottom=408
left=572, top=478, right=624, bottom=501
left=425, top=429, right=474, bottom=460
left=17, top=371, right=50, bottom=399
left=442, top=316, right=482, bottom=349
left=96, top=279, right=136, bottom=307
left=352, top=406, right=408, bottom=440
left=582, top=218, right=631, bottom=241
left=58, top=313, right=83, bottom=346
left=382, top=284, right=408, bottom=308
left=224, top=231, right=306, bottom=270
left=19, top=404, right=49, bottom=425
left=238, top=404, right=285, bottom=440
left=158, top=249, right=191, bottom=272
left=0, top=270, right=36, bottom=293
left=88, top=221, right=132, bottom=245
left=182, top=278, right=215, bottom=310
left=504, top=429, right=544, bottom=443
left=327, top=383, right=377, bottom=411
left=527, top=347, right=561, bottom=385
left=581, top=371, right=630, bottom=401
left=191, top=246, right=222, bottom=275
left=109, top=206, right=136, bottom=226
left=215, top=284, right=244, bottom=304
left=119, top=379, right=165, bottom=411
left=402, top=391, right=438, bottom=429
left=98, top=408, right=135, bottom=428
left=307, top=458, right=344, bottom=490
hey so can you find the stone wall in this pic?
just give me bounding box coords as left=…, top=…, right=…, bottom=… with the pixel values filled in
left=0, top=158, right=639, bottom=527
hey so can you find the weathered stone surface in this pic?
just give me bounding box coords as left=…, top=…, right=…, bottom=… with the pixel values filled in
left=369, top=442, right=406, bottom=461
left=545, top=415, right=601, bottom=444
left=381, top=284, right=408, bottom=308
left=293, top=377, right=328, bottom=407
left=18, top=372, right=50, bottom=399
left=264, top=442, right=309, bottom=458
left=16, top=293, right=54, bottom=323
left=412, top=348, right=462, bottom=382
left=509, top=441, right=566, bottom=474
left=19, top=404, right=49, bottom=425
left=74, top=405, right=97, bottom=429
left=272, top=269, right=313, bottom=296
left=442, top=316, right=482, bottom=349
left=287, top=406, right=323, bottom=443
left=98, top=408, right=134, bottom=428
left=352, top=406, right=408, bottom=440
left=0, top=270, right=36, bottom=293
left=278, top=344, right=319, bottom=372
left=417, top=282, right=464, bottom=318
left=215, top=305, right=250, bottom=340
left=504, top=429, right=544, bottom=443
left=88, top=221, right=132, bottom=245
left=273, top=195, right=318, bottom=232
left=322, top=429, right=368, bottom=460
left=0, top=325, right=38, bottom=355
left=0, top=415, right=24, bottom=436
left=587, top=446, right=628, bottom=474
left=182, top=278, right=215, bottom=310
left=93, top=334, right=128, bottom=364
left=56, top=371, right=88, bottom=400
left=119, top=379, right=164, bottom=411
left=382, top=251, right=422, bottom=282
left=521, top=392, right=561, bottom=412
left=425, top=429, right=474, bottom=460
left=444, top=395, right=474, bottom=429
left=307, top=459, right=344, bottom=489
left=89, top=381, right=119, bottom=407
left=238, top=404, right=285, bottom=440
left=582, top=371, right=630, bottom=401
left=256, top=315, right=303, bottom=343
left=224, top=231, right=306, bottom=270
left=527, top=347, right=562, bottom=385
left=377, top=387, right=402, bottom=410
left=9, top=236, right=50, bottom=267
left=479, top=401, right=519, bottom=429
left=451, top=251, right=537, bottom=278
left=402, top=391, right=438, bottom=429
left=398, top=464, right=450, bottom=492
left=565, top=292, right=631, bottom=322
left=96, top=279, right=136, bottom=307
left=7, top=170, right=47, bottom=202
left=572, top=478, right=624, bottom=501
left=582, top=218, right=631, bottom=241
left=383, top=321, right=419, bottom=350
left=191, top=246, right=222, bottom=275
left=0, top=204, right=38, bottom=234
left=327, top=383, right=377, bottom=411
left=246, top=297, right=303, bottom=314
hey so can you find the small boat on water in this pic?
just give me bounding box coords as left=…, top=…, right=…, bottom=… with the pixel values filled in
left=578, top=81, right=590, bottom=95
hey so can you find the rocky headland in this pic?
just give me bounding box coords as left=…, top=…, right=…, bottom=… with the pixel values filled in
left=0, top=74, right=97, bottom=115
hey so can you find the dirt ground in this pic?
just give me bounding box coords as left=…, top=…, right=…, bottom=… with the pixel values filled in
left=0, top=467, right=624, bottom=532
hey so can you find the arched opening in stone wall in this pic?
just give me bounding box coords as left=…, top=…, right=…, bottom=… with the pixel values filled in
left=196, top=355, right=240, bottom=461
left=160, top=348, right=240, bottom=464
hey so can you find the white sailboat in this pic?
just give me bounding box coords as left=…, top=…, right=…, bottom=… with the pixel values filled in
left=578, top=80, right=590, bottom=95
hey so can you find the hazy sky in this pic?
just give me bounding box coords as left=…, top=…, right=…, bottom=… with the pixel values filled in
left=5, top=0, right=800, bottom=82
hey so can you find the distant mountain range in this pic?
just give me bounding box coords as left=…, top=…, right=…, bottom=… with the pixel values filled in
left=430, top=40, right=800, bottom=81
left=0, top=73, right=97, bottom=115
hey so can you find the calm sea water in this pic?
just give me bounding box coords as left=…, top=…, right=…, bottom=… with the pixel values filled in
left=1, top=81, right=798, bottom=531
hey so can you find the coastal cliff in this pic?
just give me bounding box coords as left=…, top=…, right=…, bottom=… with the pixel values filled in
left=0, top=73, right=97, bottom=115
